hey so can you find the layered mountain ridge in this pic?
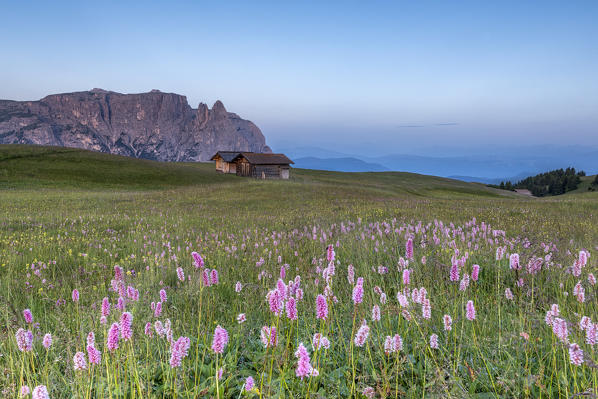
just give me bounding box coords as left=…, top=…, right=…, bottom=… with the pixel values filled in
left=0, top=89, right=270, bottom=161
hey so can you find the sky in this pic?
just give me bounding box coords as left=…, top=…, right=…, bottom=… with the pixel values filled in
left=2, top=1, right=598, bottom=156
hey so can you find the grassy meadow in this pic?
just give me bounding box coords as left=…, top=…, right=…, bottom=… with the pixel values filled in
left=1, top=145, right=597, bottom=398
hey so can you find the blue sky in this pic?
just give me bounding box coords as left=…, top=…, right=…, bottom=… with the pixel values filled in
left=2, top=1, right=597, bottom=155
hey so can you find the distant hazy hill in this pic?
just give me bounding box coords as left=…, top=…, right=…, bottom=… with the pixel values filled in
left=282, top=145, right=598, bottom=180
left=0, top=89, right=270, bottom=162
left=293, top=157, right=389, bottom=172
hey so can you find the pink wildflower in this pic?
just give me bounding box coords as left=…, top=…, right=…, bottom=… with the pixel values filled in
left=372, top=304, right=381, bottom=321
left=552, top=318, right=569, bottom=342
left=406, top=238, right=414, bottom=259
left=32, top=385, right=50, bottom=399
left=569, top=343, right=584, bottom=366
left=107, top=322, right=120, bottom=351
left=211, top=325, right=229, bottom=354
left=443, top=314, right=452, bottom=331
left=510, top=253, right=520, bottom=270
left=86, top=332, right=95, bottom=347
left=101, top=297, right=110, bottom=317
left=120, top=312, right=133, bottom=341
left=237, top=313, right=246, bottom=323
left=202, top=268, right=211, bottom=286
left=286, top=297, right=298, bottom=320
left=347, top=264, right=355, bottom=285
left=244, top=376, right=255, bottom=391
left=15, top=329, right=33, bottom=352
left=586, top=323, right=597, bottom=346
left=354, top=322, right=370, bottom=347
left=169, top=336, right=191, bottom=368
left=73, top=351, right=87, bottom=370
left=422, top=299, right=431, bottom=319
left=352, top=278, right=364, bottom=305
left=397, top=293, right=408, bottom=308
left=384, top=335, right=396, bottom=354
left=210, top=269, right=219, bottom=285
left=316, top=294, right=328, bottom=320
left=87, top=345, right=101, bottom=365
left=260, top=326, right=278, bottom=347
left=235, top=281, right=242, bottom=293
left=505, top=288, right=514, bottom=300
left=176, top=267, right=184, bottom=282
left=43, top=333, right=52, bottom=349
left=145, top=322, right=153, bottom=337
left=402, top=269, right=410, bottom=285
left=466, top=300, right=476, bottom=321
left=450, top=262, right=459, bottom=282
left=394, top=334, right=403, bottom=351
left=23, top=309, right=33, bottom=324
left=471, top=264, right=480, bottom=281
left=327, top=244, right=335, bottom=262
left=191, top=251, right=204, bottom=268
left=589, top=273, right=596, bottom=286
left=20, top=385, right=30, bottom=397
left=430, top=334, right=439, bottom=349
left=159, top=288, right=167, bottom=302
left=154, top=301, right=162, bottom=318
left=312, top=333, right=330, bottom=350
left=294, top=342, right=315, bottom=379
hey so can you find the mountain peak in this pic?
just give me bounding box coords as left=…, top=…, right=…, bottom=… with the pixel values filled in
left=0, top=90, right=269, bottom=162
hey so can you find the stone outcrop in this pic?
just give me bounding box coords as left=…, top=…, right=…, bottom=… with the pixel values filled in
left=0, top=89, right=271, bottom=161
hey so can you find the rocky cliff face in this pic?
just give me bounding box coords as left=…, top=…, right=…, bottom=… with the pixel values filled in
left=0, top=89, right=271, bottom=161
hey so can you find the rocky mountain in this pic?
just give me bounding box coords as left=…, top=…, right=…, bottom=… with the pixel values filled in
left=0, top=89, right=271, bottom=161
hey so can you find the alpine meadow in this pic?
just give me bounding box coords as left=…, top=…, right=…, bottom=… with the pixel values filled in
left=2, top=2, right=598, bottom=397
left=1, top=145, right=597, bottom=398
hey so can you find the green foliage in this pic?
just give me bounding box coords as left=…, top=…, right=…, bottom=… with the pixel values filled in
left=0, top=144, right=597, bottom=398
left=512, top=167, right=584, bottom=196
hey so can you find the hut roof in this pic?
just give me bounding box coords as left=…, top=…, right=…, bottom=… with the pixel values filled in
left=233, top=152, right=294, bottom=165
left=210, top=151, right=249, bottom=162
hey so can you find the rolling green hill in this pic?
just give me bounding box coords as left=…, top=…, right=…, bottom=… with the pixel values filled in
left=0, top=144, right=515, bottom=199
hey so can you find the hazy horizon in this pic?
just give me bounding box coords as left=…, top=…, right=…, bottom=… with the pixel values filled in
left=2, top=1, right=598, bottom=156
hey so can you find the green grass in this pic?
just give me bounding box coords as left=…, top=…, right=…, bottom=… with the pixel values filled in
left=0, top=144, right=597, bottom=398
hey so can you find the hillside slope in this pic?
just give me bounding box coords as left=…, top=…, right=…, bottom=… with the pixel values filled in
left=0, top=144, right=517, bottom=199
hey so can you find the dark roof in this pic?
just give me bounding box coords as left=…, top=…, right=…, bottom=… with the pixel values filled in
left=210, top=151, right=249, bottom=162
left=233, top=152, right=294, bottom=165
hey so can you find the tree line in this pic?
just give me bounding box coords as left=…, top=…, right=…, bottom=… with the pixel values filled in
left=489, top=167, right=588, bottom=196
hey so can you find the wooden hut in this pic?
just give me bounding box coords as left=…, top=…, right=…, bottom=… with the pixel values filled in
left=210, top=151, right=246, bottom=174
left=231, top=152, right=294, bottom=179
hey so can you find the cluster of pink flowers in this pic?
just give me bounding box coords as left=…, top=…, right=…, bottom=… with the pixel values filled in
left=72, top=289, right=79, bottom=302
left=443, top=314, right=453, bottom=331
left=429, top=334, right=439, bottom=349
left=354, top=322, right=370, bottom=347
left=406, top=238, right=414, bottom=259
left=383, top=334, right=402, bottom=354
left=509, top=253, right=520, bottom=270
left=312, top=333, right=330, bottom=350
left=176, top=267, right=185, bottom=282
left=352, top=277, right=364, bottom=305
left=466, top=300, right=476, bottom=321
left=32, top=385, right=50, bottom=399
left=191, top=251, right=204, bottom=268
left=107, top=323, right=120, bottom=351
left=16, top=328, right=33, bottom=352
left=170, top=336, right=191, bottom=367
left=260, top=326, right=278, bottom=348
left=23, top=309, right=33, bottom=324
left=42, top=333, right=52, bottom=349
left=120, top=312, right=133, bottom=341
left=211, top=325, right=229, bottom=354
left=569, top=343, right=584, bottom=366
left=295, top=343, right=317, bottom=379
left=316, top=294, right=328, bottom=320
